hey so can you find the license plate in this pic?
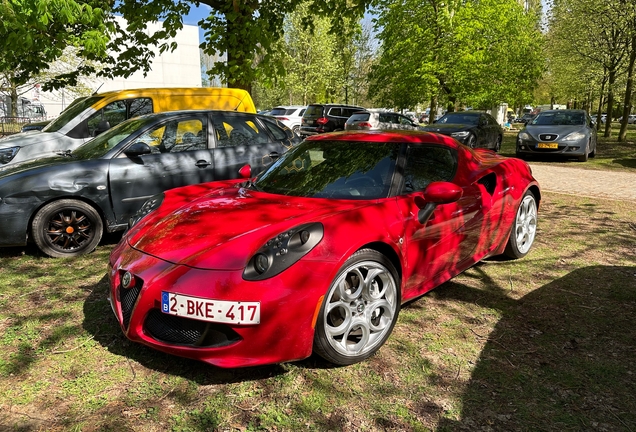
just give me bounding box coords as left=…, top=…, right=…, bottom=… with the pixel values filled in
left=538, top=142, right=559, bottom=149
left=161, top=292, right=260, bottom=325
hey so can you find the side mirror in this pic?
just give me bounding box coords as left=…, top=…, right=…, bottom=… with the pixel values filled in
left=238, top=164, right=251, bottom=179
left=94, top=120, right=111, bottom=136
left=124, top=142, right=152, bottom=158
left=414, top=181, right=463, bottom=224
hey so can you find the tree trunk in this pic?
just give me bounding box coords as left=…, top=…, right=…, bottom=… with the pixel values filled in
left=604, top=68, right=616, bottom=138
left=595, top=71, right=607, bottom=129
left=429, top=94, right=438, bottom=124
left=618, top=35, right=636, bottom=142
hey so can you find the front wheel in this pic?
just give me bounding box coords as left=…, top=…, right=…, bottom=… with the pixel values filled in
left=313, top=249, right=401, bottom=365
left=494, top=135, right=502, bottom=152
left=32, top=199, right=103, bottom=258
left=504, top=191, right=537, bottom=259
left=578, top=141, right=590, bottom=162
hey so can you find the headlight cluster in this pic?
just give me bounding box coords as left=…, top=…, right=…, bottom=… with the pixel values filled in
left=451, top=131, right=470, bottom=138
left=517, top=132, right=531, bottom=140
left=128, top=193, right=164, bottom=229
left=562, top=132, right=585, bottom=142
left=243, top=222, right=324, bottom=281
left=0, top=147, right=19, bottom=164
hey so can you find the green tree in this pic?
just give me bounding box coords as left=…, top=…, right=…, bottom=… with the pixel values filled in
left=0, top=0, right=112, bottom=116
left=114, top=0, right=369, bottom=93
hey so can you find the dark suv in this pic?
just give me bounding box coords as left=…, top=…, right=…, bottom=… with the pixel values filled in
left=299, top=104, right=364, bottom=136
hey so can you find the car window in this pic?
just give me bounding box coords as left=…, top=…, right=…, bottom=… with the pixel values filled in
left=304, top=105, right=324, bottom=117
left=134, top=116, right=207, bottom=153
left=299, top=109, right=306, bottom=116
left=86, top=98, right=154, bottom=136
left=401, top=145, right=457, bottom=193
left=328, top=107, right=343, bottom=117
left=351, top=113, right=371, bottom=122
left=270, top=108, right=287, bottom=116
left=212, top=113, right=270, bottom=148
left=398, top=115, right=412, bottom=125
left=261, top=117, right=288, bottom=141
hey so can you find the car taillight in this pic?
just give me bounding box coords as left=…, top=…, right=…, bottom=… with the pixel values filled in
left=358, top=122, right=373, bottom=128
left=316, top=117, right=328, bottom=125
left=276, top=117, right=290, bottom=121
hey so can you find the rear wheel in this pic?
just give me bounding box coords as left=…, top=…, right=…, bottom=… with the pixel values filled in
left=504, top=191, right=537, bottom=259
left=32, top=199, right=103, bottom=258
left=313, top=249, right=401, bottom=365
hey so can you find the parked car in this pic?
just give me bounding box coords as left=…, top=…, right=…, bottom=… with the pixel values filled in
left=270, top=105, right=306, bottom=134
left=299, top=104, right=364, bottom=137
left=108, top=130, right=540, bottom=368
left=516, top=109, right=597, bottom=162
left=514, top=113, right=535, bottom=124
left=618, top=114, right=636, bottom=124
left=20, top=120, right=50, bottom=133
left=0, top=87, right=256, bottom=166
left=422, top=111, right=503, bottom=151
left=344, top=110, right=421, bottom=131
left=0, top=110, right=298, bottom=258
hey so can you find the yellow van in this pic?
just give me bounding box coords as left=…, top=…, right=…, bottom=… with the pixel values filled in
left=0, top=87, right=256, bottom=165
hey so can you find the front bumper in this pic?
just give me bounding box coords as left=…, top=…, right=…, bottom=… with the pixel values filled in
left=516, top=138, right=586, bottom=157
left=108, top=240, right=335, bottom=368
left=0, top=199, right=34, bottom=246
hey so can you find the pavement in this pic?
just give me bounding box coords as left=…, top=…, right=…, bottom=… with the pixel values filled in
left=528, top=164, right=636, bottom=202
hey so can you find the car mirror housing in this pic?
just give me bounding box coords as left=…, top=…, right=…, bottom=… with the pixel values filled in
left=239, top=164, right=252, bottom=179
left=124, top=142, right=152, bottom=158
left=413, top=181, right=463, bottom=225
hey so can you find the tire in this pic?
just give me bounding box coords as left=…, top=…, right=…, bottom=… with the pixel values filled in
left=494, top=135, right=502, bottom=152
left=292, top=125, right=300, bottom=134
left=313, top=249, right=401, bottom=365
left=578, top=141, right=590, bottom=162
left=32, top=199, right=103, bottom=258
left=504, top=191, right=537, bottom=259
left=466, top=133, right=477, bottom=149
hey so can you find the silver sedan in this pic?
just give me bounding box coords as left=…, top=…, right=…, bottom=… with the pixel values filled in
left=516, top=109, right=597, bottom=162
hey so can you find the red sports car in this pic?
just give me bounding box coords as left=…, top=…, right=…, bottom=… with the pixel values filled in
left=108, top=131, right=540, bottom=368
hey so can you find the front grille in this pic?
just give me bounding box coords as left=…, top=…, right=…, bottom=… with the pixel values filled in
left=144, top=309, right=241, bottom=347
left=539, top=133, right=559, bottom=141
left=121, top=283, right=143, bottom=330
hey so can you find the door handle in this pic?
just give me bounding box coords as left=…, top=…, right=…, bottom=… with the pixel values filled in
left=268, top=152, right=281, bottom=159
left=195, top=160, right=211, bottom=168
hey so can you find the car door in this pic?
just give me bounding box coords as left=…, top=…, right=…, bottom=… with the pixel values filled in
left=210, top=112, right=287, bottom=179
left=108, top=113, right=216, bottom=224
left=396, top=144, right=481, bottom=298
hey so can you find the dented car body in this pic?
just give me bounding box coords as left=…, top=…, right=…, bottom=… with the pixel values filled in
left=0, top=110, right=297, bottom=257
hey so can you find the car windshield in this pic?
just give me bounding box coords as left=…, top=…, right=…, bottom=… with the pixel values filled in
left=43, top=96, right=104, bottom=133
left=71, top=116, right=154, bottom=159
left=436, top=113, right=479, bottom=125
left=531, top=112, right=585, bottom=126
left=253, top=140, right=399, bottom=199
left=348, top=113, right=370, bottom=122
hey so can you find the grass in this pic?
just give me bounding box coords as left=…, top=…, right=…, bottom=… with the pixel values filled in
left=501, top=123, right=636, bottom=173
left=0, top=144, right=636, bottom=430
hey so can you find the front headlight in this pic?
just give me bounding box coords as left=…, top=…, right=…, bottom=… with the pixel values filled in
left=0, top=146, right=19, bottom=164
left=451, top=131, right=470, bottom=138
left=562, top=132, right=585, bottom=142
left=517, top=132, right=531, bottom=140
left=243, top=222, right=324, bottom=281
left=128, top=193, right=164, bottom=229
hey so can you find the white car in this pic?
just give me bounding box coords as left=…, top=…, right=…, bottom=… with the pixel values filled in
left=270, top=106, right=306, bottom=134
left=344, top=109, right=421, bottom=131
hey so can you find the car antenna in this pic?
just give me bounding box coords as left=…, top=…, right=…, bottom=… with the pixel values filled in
left=92, top=83, right=104, bottom=96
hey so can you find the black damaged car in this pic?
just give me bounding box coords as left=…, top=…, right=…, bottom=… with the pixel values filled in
left=0, top=110, right=298, bottom=257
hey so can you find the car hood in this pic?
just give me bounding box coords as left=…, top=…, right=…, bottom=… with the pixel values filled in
left=523, top=125, right=588, bottom=139
left=422, top=123, right=472, bottom=134
left=0, top=154, right=73, bottom=178
left=127, top=184, right=373, bottom=270
left=0, top=131, right=66, bottom=149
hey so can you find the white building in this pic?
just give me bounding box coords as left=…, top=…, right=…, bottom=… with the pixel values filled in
left=28, top=17, right=202, bottom=118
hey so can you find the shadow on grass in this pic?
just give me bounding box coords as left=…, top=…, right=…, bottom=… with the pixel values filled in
left=437, top=265, right=636, bottom=431
left=82, top=274, right=290, bottom=387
